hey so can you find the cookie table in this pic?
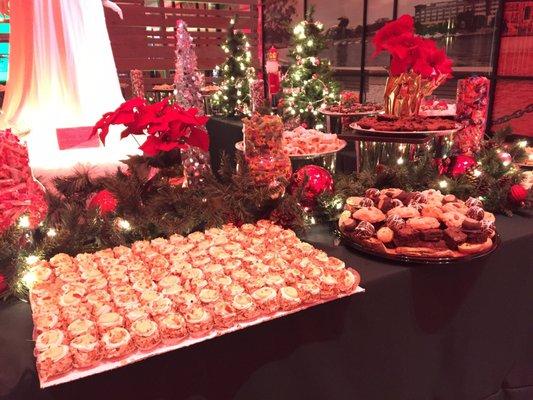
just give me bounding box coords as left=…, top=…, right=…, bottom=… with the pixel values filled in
left=1, top=213, right=532, bottom=400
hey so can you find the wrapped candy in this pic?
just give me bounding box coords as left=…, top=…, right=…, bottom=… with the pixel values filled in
left=454, top=76, right=490, bottom=154
left=0, top=130, right=48, bottom=231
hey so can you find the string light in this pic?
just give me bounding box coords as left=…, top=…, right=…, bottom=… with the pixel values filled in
left=397, top=157, right=404, bottom=165
left=438, top=180, right=448, bottom=189
left=21, top=269, right=38, bottom=290
left=473, top=169, right=482, bottom=177
left=26, top=255, right=40, bottom=265
left=47, top=228, right=57, bottom=237
left=518, top=140, right=527, bottom=148
left=18, top=216, right=30, bottom=229
left=116, top=218, right=131, bottom=231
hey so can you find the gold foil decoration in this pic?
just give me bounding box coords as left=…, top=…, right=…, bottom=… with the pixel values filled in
left=384, top=72, right=448, bottom=117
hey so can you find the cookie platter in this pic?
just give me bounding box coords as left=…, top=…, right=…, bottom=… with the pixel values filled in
left=338, top=188, right=499, bottom=264
left=319, top=102, right=384, bottom=117
left=350, top=114, right=460, bottom=138
left=338, top=230, right=499, bottom=264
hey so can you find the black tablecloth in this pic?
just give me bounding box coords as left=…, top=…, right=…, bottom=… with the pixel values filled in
left=1, top=213, right=532, bottom=400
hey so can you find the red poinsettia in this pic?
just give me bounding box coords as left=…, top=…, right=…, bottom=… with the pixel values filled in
left=92, top=97, right=210, bottom=157
left=372, top=15, right=453, bottom=80
left=372, top=15, right=414, bottom=57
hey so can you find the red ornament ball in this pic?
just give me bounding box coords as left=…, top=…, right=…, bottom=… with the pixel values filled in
left=508, top=184, right=527, bottom=205
left=88, top=190, right=118, bottom=215
left=290, top=165, right=333, bottom=207
left=450, top=154, right=477, bottom=178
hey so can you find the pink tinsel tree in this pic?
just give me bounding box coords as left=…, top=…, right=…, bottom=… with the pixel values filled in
left=174, top=20, right=204, bottom=110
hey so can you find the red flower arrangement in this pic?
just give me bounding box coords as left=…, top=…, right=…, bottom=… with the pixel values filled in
left=373, top=15, right=452, bottom=80
left=92, top=97, right=209, bottom=157
left=373, top=15, right=453, bottom=117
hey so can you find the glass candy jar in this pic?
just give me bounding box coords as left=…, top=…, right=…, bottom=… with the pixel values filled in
left=242, top=114, right=292, bottom=189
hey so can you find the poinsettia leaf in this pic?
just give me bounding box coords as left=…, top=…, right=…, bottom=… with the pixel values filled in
left=139, top=136, right=161, bottom=156
left=187, top=127, right=210, bottom=152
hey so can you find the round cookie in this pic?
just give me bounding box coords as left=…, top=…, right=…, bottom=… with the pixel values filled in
left=458, top=238, right=493, bottom=254
left=421, top=205, right=444, bottom=219
left=381, top=188, right=402, bottom=198
left=352, top=207, right=386, bottom=224
left=422, top=189, right=444, bottom=204
left=442, top=202, right=468, bottom=215
left=376, top=227, right=394, bottom=243
left=441, top=211, right=466, bottom=228
left=483, top=211, right=496, bottom=223
left=443, top=194, right=457, bottom=203
left=386, top=206, right=420, bottom=219
left=406, top=216, right=440, bottom=230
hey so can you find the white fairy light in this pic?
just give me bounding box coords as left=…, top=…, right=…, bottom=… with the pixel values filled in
left=18, top=215, right=30, bottom=229
left=117, top=219, right=131, bottom=231
left=26, top=255, right=40, bottom=265
left=397, top=157, right=404, bottom=165
left=518, top=140, right=527, bottom=148
left=306, top=39, right=313, bottom=47
left=473, top=169, right=482, bottom=177
left=296, top=45, right=303, bottom=53
left=21, top=269, right=38, bottom=290
left=438, top=180, right=448, bottom=189
left=47, top=228, right=57, bottom=237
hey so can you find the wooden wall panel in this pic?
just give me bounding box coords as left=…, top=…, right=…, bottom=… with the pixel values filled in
left=106, top=1, right=261, bottom=95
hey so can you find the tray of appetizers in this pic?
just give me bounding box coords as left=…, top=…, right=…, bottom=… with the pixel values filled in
left=29, top=220, right=364, bottom=387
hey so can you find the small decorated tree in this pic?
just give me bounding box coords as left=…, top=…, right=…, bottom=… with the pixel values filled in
left=174, top=19, right=204, bottom=110
left=282, top=11, right=339, bottom=129
left=211, top=17, right=255, bottom=117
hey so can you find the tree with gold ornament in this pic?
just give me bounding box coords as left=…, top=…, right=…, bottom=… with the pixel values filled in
left=282, top=10, right=339, bottom=129
left=211, top=17, right=255, bottom=117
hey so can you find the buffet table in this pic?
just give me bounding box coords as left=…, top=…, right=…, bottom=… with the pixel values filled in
left=1, top=213, right=531, bottom=400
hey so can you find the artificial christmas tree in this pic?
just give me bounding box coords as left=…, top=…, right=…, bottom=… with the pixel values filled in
left=282, top=11, right=339, bottom=129
left=211, top=17, right=255, bottom=117
left=174, top=19, right=204, bottom=110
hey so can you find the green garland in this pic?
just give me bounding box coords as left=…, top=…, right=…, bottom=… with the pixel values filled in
left=318, top=129, right=531, bottom=218
left=1, top=129, right=530, bottom=299
left=0, top=154, right=305, bottom=299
